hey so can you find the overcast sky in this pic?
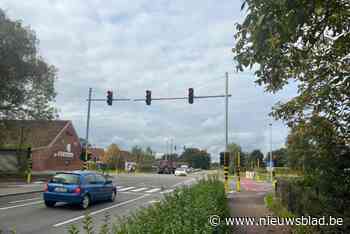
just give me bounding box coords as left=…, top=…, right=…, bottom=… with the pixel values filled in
left=1, top=0, right=297, bottom=161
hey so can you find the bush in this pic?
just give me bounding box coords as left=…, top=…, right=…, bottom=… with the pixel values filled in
left=275, top=178, right=350, bottom=233
left=116, top=178, right=229, bottom=234
left=68, top=177, right=230, bottom=234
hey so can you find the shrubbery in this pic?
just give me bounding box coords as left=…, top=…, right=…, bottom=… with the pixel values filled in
left=68, top=177, right=230, bottom=234
left=275, top=178, right=350, bottom=233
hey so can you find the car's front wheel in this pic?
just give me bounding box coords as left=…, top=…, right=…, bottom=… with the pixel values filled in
left=80, top=195, right=90, bottom=209
left=44, top=200, right=55, bottom=207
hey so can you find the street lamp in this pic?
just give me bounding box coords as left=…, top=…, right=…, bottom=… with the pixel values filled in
left=269, top=123, right=273, bottom=182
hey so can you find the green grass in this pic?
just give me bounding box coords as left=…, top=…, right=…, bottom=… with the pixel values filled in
left=68, top=176, right=230, bottom=234
left=264, top=193, right=294, bottom=218
left=264, top=193, right=316, bottom=234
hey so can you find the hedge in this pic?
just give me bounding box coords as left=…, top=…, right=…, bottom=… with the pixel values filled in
left=68, top=177, right=230, bottom=234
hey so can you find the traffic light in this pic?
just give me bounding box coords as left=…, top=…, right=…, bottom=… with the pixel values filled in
left=146, top=90, right=152, bottom=105
left=188, top=88, right=194, bottom=104
left=107, top=90, right=113, bottom=106
left=220, top=152, right=224, bottom=166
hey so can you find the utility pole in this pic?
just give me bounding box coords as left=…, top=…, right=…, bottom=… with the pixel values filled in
left=269, top=123, right=273, bottom=182
left=85, top=88, right=92, bottom=166
left=224, top=72, right=229, bottom=192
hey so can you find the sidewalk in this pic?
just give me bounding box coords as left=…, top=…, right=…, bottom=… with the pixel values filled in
left=228, top=178, right=291, bottom=234
left=0, top=182, right=44, bottom=197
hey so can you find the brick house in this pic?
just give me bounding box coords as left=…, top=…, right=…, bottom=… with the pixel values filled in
left=89, top=148, right=105, bottom=161
left=1, top=120, right=83, bottom=171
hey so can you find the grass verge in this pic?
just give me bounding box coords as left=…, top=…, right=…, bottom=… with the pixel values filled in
left=264, top=193, right=317, bottom=234
left=68, top=177, right=230, bottom=234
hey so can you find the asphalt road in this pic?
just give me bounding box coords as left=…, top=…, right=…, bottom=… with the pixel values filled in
left=0, top=172, right=205, bottom=234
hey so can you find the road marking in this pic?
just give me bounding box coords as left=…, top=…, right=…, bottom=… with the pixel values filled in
left=116, top=186, right=123, bottom=189
left=130, top=187, right=147, bottom=192
left=160, top=189, right=174, bottom=194
left=8, top=197, right=41, bottom=204
left=118, top=186, right=135, bottom=192
left=171, top=178, right=196, bottom=188
left=53, top=194, right=149, bottom=227
left=145, top=188, right=161, bottom=193
left=148, top=200, right=160, bottom=204
left=0, top=201, right=43, bottom=210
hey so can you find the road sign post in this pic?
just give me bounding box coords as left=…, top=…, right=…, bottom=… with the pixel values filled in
left=236, top=151, right=241, bottom=192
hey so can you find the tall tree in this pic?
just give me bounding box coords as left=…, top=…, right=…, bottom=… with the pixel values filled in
left=272, top=148, right=288, bottom=167
left=248, top=149, right=265, bottom=169
left=227, top=143, right=247, bottom=172
left=179, top=148, right=211, bottom=169
left=105, top=144, right=123, bottom=169
left=0, top=9, right=58, bottom=120
left=233, top=0, right=350, bottom=141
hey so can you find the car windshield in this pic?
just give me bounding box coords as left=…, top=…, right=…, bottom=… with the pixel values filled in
left=177, top=168, right=186, bottom=171
left=51, top=173, right=80, bottom=185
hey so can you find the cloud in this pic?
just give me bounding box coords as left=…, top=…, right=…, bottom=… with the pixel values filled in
left=0, top=0, right=297, bottom=161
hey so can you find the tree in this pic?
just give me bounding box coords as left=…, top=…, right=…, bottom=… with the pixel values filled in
left=0, top=9, right=58, bottom=120
left=131, top=145, right=144, bottom=166
left=272, top=148, right=288, bottom=167
left=227, top=143, right=247, bottom=173
left=248, top=149, right=265, bottom=169
left=179, top=148, right=211, bottom=169
left=105, top=144, right=123, bottom=169
left=233, top=0, right=350, bottom=141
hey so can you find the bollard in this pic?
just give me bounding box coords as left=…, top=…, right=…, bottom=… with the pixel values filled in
left=26, top=170, right=32, bottom=184
left=223, top=152, right=230, bottom=192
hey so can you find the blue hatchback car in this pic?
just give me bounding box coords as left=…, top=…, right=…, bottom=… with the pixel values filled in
left=43, top=171, right=117, bottom=209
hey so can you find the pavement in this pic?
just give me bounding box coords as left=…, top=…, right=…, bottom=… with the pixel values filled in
left=0, top=172, right=206, bottom=234
left=228, top=178, right=291, bottom=234
left=0, top=182, right=45, bottom=197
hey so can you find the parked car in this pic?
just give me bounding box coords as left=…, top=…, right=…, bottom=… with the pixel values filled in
left=43, top=171, right=116, bottom=209
left=174, top=168, right=188, bottom=176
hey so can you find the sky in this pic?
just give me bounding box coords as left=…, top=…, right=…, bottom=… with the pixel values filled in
left=0, top=0, right=297, bottom=161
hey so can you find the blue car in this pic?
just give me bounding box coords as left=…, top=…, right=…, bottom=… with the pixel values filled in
left=43, top=171, right=117, bottom=209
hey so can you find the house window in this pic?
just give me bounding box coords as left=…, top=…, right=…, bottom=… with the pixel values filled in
left=66, top=144, right=71, bottom=152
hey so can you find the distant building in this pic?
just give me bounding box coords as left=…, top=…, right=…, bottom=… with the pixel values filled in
left=0, top=120, right=82, bottom=171
left=89, top=148, right=104, bottom=162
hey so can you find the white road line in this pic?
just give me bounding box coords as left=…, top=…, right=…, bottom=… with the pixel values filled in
left=148, top=200, right=160, bottom=204
left=0, top=201, right=43, bottom=210
left=171, top=178, right=196, bottom=188
left=130, top=187, right=148, bottom=192
left=160, top=189, right=174, bottom=194
left=8, top=197, right=41, bottom=204
left=116, top=186, right=123, bottom=189
left=118, top=186, right=135, bottom=192
left=145, top=188, right=161, bottom=193
left=53, top=194, right=149, bottom=228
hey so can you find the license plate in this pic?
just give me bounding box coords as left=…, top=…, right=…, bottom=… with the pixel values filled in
left=54, top=187, right=67, bottom=192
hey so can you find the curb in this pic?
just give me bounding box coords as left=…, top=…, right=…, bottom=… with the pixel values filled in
left=0, top=190, right=43, bottom=198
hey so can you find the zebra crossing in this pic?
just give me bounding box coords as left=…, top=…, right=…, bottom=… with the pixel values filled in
left=116, top=185, right=174, bottom=194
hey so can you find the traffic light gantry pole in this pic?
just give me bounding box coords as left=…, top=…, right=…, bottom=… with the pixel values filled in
left=84, top=75, right=233, bottom=173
